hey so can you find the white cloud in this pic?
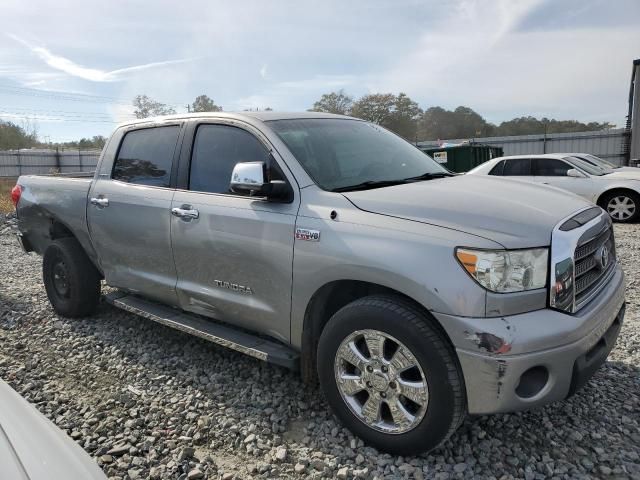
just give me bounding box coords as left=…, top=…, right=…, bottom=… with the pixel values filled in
left=230, top=74, right=359, bottom=111
left=259, top=64, right=268, bottom=79
left=370, top=0, right=639, bottom=125
left=7, top=33, right=196, bottom=82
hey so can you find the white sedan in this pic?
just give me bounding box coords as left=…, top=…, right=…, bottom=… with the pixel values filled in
left=467, top=154, right=640, bottom=223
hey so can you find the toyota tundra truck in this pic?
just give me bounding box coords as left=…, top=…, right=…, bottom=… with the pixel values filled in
left=11, top=112, right=625, bottom=455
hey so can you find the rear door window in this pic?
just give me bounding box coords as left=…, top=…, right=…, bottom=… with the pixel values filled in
left=502, top=158, right=531, bottom=176
left=112, top=126, right=180, bottom=187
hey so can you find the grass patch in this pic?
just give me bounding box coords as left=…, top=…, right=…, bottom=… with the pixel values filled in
left=0, top=177, right=17, bottom=214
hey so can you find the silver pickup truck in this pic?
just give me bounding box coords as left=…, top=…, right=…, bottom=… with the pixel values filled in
left=13, top=112, right=625, bottom=455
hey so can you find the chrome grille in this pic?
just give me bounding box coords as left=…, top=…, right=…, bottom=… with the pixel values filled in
left=574, top=226, right=615, bottom=308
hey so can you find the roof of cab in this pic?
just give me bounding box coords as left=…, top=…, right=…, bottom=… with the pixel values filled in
left=116, top=111, right=358, bottom=128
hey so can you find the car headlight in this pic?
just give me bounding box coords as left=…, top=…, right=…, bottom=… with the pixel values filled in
left=456, top=248, right=548, bottom=293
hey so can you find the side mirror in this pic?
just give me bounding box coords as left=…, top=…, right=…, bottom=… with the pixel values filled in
left=230, top=162, right=288, bottom=199
left=566, top=168, right=584, bottom=178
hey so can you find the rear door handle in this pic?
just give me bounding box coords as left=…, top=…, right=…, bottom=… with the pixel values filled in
left=90, top=197, right=109, bottom=208
left=171, top=206, right=199, bottom=220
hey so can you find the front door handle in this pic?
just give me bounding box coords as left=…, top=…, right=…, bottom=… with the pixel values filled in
left=171, top=206, right=199, bottom=220
left=90, top=197, right=109, bottom=208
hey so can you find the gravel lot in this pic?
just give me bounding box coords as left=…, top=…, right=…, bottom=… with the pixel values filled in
left=0, top=213, right=638, bottom=480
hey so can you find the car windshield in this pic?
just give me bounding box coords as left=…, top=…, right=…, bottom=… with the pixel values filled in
left=579, top=153, right=619, bottom=169
left=563, top=156, right=609, bottom=176
left=268, top=118, right=449, bottom=191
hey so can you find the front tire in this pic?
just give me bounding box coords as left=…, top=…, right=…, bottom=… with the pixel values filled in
left=317, top=296, right=466, bottom=455
left=43, top=238, right=101, bottom=317
left=600, top=190, right=640, bottom=223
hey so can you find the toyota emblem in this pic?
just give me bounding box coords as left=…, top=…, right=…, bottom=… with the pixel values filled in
left=599, top=245, right=609, bottom=270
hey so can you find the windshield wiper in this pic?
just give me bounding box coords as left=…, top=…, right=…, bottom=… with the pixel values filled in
left=332, top=172, right=454, bottom=192
left=331, top=180, right=408, bottom=192
left=402, top=171, right=454, bottom=181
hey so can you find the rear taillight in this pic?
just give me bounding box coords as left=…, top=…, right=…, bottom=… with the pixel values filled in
left=10, top=184, right=22, bottom=207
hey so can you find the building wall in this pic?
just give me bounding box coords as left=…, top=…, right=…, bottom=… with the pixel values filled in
left=630, top=60, right=640, bottom=164
left=418, top=128, right=629, bottom=166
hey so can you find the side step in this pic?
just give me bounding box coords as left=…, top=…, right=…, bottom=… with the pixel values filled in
left=104, top=292, right=299, bottom=370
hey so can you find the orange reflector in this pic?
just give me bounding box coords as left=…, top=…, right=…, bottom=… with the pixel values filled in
left=456, top=251, right=477, bottom=274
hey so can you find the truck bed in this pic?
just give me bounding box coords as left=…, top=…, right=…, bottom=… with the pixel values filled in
left=16, top=174, right=96, bottom=261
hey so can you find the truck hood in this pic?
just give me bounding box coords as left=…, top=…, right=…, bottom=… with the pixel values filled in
left=0, top=380, right=106, bottom=480
left=343, top=175, right=591, bottom=248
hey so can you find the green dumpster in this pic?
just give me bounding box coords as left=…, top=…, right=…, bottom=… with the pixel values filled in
left=419, top=144, right=503, bottom=173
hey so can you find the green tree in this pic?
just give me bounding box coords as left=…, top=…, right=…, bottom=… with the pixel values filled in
left=496, top=117, right=614, bottom=136
left=0, top=120, right=38, bottom=149
left=132, top=95, right=176, bottom=119
left=350, top=93, right=395, bottom=125
left=388, top=93, right=422, bottom=141
left=191, top=94, right=222, bottom=112
left=350, top=93, right=422, bottom=140
left=418, top=106, right=494, bottom=140
left=309, top=90, right=353, bottom=115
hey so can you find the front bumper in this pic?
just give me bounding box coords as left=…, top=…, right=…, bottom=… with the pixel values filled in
left=434, top=265, right=625, bottom=415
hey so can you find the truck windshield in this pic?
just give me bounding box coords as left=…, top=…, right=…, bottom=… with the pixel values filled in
left=268, top=118, right=449, bottom=191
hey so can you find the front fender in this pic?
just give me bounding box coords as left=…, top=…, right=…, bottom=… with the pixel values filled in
left=290, top=189, right=501, bottom=348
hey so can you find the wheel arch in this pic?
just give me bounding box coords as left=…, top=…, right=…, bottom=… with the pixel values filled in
left=596, top=187, right=640, bottom=208
left=43, top=215, right=103, bottom=278
left=300, top=279, right=456, bottom=383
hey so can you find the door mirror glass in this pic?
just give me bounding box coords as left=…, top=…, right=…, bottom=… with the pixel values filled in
left=566, top=168, right=584, bottom=178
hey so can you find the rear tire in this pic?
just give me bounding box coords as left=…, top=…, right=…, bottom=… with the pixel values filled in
left=317, top=295, right=466, bottom=455
left=599, top=190, right=640, bottom=223
left=43, top=238, right=101, bottom=317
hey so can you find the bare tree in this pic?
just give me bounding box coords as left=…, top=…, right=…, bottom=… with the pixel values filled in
left=132, top=95, right=176, bottom=119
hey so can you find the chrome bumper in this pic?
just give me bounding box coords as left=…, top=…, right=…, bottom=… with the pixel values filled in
left=434, top=265, right=625, bottom=414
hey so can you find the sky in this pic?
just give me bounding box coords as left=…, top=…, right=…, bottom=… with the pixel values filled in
left=0, top=0, right=639, bottom=143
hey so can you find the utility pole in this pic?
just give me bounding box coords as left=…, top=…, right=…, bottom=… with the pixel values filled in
left=186, top=104, right=191, bottom=113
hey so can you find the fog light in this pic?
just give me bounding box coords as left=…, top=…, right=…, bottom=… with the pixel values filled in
left=515, top=366, right=549, bottom=399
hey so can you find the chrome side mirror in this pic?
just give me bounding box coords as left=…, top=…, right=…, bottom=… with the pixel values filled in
left=230, top=161, right=290, bottom=200
left=230, top=162, right=267, bottom=194
left=566, top=168, right=584, bottom=178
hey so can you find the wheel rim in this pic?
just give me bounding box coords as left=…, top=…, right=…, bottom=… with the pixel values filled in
left=51, top=257, right=70, bottom=298
left=333, top=329, right=429, bottom=434
left=607, top=195, right=636, bottom=220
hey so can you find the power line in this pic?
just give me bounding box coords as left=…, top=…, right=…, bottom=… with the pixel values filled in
left=0, top=107, right=136, bottom=121
left=0, top=106, right=136, bottom=117
left=0, top=113, right=126, bottom=124
left=0, top=84, right=184, bottom=108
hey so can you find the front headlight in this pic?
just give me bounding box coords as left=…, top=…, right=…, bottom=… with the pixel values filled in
left=456, top=248, right=548, bottom=293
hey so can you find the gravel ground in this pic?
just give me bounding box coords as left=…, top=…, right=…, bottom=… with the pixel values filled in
left=0, top=212, right=638, bottom=480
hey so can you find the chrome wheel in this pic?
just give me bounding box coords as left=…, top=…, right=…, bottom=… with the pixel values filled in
left=607, top=195, right=636, bottom=221
left=333, top=329, right=429, bottom=434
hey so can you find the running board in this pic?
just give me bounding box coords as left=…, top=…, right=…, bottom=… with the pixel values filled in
left=104, top=292, right=299, bottom=370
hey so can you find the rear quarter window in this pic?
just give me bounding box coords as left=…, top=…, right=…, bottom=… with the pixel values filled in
left=488, top=160, right=505, bottom=175
left=112, top=126, right=180, bottom=187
